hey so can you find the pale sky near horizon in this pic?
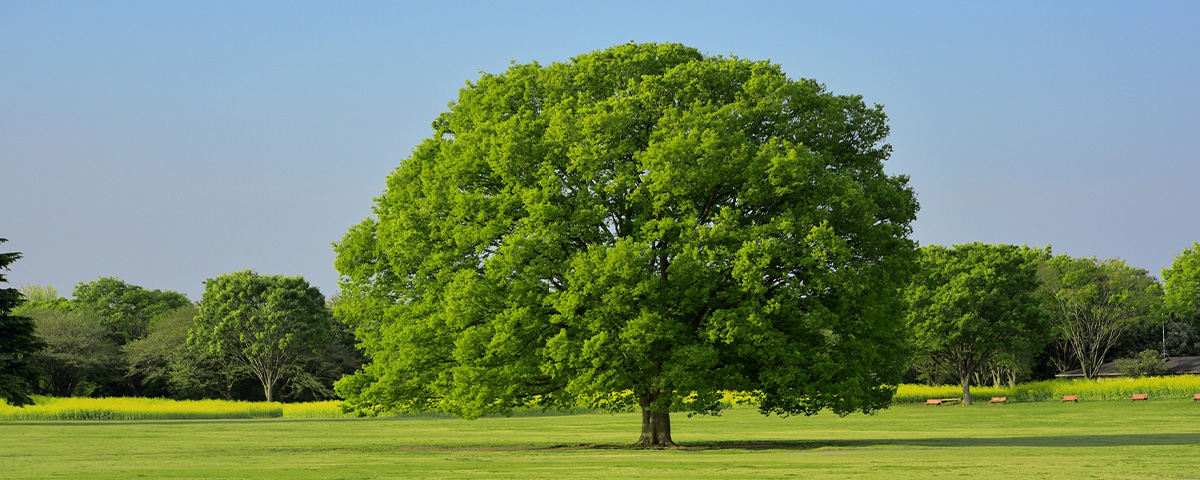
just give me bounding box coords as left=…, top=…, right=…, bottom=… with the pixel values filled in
left=3, top=1, right=1198, bottom=300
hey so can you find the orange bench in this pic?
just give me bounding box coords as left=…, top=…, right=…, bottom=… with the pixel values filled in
left=1193, top=393, right=1200, bottom=401
left=989, top=397, right=1007, bottom=403
left=1062, top=395, right=1078, bottom=402
left=925, top=398, right=961, bottom=405
left=1131, top=393, right=1148, bottom=401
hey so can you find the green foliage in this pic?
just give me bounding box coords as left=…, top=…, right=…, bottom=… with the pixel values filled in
left=191, top=270, right=334, bottom=402
left=73, top=277, right=189, bottom=345
left=17, top=284, right=58, bottom=303
left=334, top=43, right=919, bottom=437
left=0, top=239, right=46, bottom=406
left=25, top=307, right=122, bottom=397
left=167, top=341, right=252, bottom=401
left=1039, top=255, right=1162, bottom=378
left=277, top=313, right=366, bottom=402
left=11, top=296, right=72, bottom=314
left=123, top=304, right=198, bottom=396
left=1115, top=349, right=1168, bottom=378
left=905, top=243, right=1049, bottom=404
left=1163, top=242, right=1200, bottom=316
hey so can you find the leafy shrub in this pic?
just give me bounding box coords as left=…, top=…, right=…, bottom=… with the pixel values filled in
left=1115, top=350, right=1168, bottom=378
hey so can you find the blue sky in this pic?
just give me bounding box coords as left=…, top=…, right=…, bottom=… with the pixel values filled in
left=2, top=1, right=1198, bottom=300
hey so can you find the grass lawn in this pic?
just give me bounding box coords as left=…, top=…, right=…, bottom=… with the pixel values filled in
left=3, top=400, right=1199, bottom=479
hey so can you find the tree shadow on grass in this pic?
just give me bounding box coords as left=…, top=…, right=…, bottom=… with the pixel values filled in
left=526, top=433, right=1200, bottom=451
left=673, top=433, right=1200, bottom=450
left=883, top=433, right=1200, bottom=448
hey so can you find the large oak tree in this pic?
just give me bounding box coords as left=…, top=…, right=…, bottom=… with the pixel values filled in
left=334, top=43, right=919, bottom=446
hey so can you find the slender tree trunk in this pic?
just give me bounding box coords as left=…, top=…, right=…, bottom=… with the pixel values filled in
left=960, top=372, right=973, bottom=405
left=263, top=380, right=274, bottom=402
left=126, top=374, right=145, bottom=397
left=634, top=395, right=675, bottom=447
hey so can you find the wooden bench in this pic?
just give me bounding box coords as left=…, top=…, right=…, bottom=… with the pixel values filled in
left=1131, top=393, right=1148, bottom=401
left=989, top=397, right=1007, bottom=403
left=925, top=398, right=961, bottom=406
left=1193, top=393, right=1200, bottom=401
left=1062, top=395, right=1078, bottom=402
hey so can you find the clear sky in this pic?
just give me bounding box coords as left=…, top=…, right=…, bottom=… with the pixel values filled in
left=2, top=1, right=1198, bottom=300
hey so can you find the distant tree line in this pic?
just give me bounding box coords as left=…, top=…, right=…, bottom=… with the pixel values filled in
left=6, top=236, right=1200, bottom=408
left=5, top=271, right=362, bottom=403
left=904, top=242, right=1200, bottom=404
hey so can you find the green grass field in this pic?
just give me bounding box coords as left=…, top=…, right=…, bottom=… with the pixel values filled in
left=4, top=399, right=1200, bottom=479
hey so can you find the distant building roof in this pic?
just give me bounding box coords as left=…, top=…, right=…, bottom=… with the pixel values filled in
left=1056, top=356, right=1200, bottom=378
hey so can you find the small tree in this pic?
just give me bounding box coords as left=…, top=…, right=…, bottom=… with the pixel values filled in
left=191, top=271, right=333, bottom=402
left=0, top=239, right=46, bottom=406
left=906, top=244, right=1049, bottom=405
left=1115, top=349, right=1168, bottom=378
left=1039, top=256, right=1160, bottom=379
left=27, top=307, right=122, bottom=397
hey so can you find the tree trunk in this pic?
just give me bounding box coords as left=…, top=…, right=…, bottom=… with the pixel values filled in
left=960, top=373, right=973, bottom=405
left=263, top=380, right=274, bottom=403
left=635, top=405, right=675, bottom=447
left=126, top=374, right=145, bottom=397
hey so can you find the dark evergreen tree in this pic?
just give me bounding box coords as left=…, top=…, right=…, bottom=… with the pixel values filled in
left=0, top=239, right=46, bottom=406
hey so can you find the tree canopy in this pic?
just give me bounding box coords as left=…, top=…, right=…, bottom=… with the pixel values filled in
left=73, top=277, right=190, bottom=345
left=123, top=304, right=199, bottom=396
left=333, top=43, right=919, bottom=446
left=905, top=243, right=1048, bottom=404
left=26, top=307, right=121, bottom=397
left=191, top=270, right=333, bottom=402
left=0, top=239, right=46, bottom=406
left=1163, top=242, right=1200, bottom=321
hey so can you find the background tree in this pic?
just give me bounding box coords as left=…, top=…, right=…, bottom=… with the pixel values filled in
left=13, top=284, right=71, bottom=314
left=1163, top=242, right=1200, bottom=349
left=73, top=277, right=189, bottom=345
left=190, top=271, right=333, bottom=402
left=1038, top=256, right=1161, bottom=378
left=334, top=43, right=919, bottom=446
left=277, top=313, right=366, bottom=402
left=123, top=304, right=198, bottom=397
left=168, top=342, right=252, bottom=401
left=25, top=307, right=121, bottom=397
left=18, top=284, right=59, bottom=303
left=905, top=243, right=1048, bottom=405
left=0, top=239, right=46, bottom=406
